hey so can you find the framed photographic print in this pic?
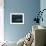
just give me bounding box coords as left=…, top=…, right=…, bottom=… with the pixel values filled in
left=10, top=13, right=24, bottom=24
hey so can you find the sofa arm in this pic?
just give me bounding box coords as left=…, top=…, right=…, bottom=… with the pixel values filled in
left=35, top=29, right=45, bottom=46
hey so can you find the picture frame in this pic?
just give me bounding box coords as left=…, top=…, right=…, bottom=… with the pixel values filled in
left=10, top=13, right=24, bottom=24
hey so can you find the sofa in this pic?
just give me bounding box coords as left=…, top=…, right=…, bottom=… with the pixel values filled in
left=17, top=25, right=46, bottom=46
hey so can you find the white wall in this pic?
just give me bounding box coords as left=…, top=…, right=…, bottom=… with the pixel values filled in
left=0, top=0, right=4, bottom=42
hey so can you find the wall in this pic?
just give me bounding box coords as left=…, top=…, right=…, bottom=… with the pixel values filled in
left=0, top=0, right=4, bottom=42
left=40, top=0, right=46, bottom=27
left=4, top=0, right=40, bottom=42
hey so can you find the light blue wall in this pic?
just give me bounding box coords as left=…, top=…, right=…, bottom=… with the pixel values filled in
left=4, top=0, right=40, bottom=42
left=40, top=0, right=46, bottom=27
